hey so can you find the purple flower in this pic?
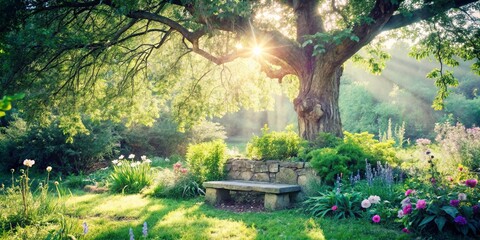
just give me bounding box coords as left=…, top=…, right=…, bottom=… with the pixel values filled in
left=402, top=204, right=412, bottom=215
left=142, top=222, right=148, bottom=237
left=454, top=216, right=467, bottom=225
left=405, top=189, right=413, bottom=196
left=473, top=205, right=480, bottom=215
left=416, top=199, right=427, bottom=209
left=372, top=215, right=381, bottom=223
left=465, top=179, right=478, bottom=188
left=402, top=228, right=410, bottom=233
left=450, top=199, right=460, bottom=207
left=82, top=222, right=88, bottom=235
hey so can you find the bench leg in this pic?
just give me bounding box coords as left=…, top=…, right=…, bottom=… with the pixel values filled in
left=205, top=188, right=231, bottom=205
left=264, top=193, right=290, bottom=210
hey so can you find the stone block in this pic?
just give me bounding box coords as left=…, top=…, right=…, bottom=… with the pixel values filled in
left=297, top=175, right=308, bottom=186
left=268, top=163, right=279, bottom=173
left=252, top=173, right=270, bottom=182
left=279, top=162, right=297, bottom=168
left=225, top=163, right=232, bottom=172
left=275, top=168, right=297, bottom=185
left=264, top=193, right=290, bottom=210
left=295, top=162, right=305, bottom=169
left=205, top=188, right=231, bottom=205
left=240, top=171, right=253, bottom=180
left=254, top=163, right=268, bottom=173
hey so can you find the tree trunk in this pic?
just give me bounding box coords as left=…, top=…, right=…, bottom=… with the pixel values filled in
left=294, top=65, right=343, bottom=141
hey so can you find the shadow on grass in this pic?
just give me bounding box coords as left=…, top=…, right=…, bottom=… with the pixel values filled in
left=65, top=194, right=411, bottom=240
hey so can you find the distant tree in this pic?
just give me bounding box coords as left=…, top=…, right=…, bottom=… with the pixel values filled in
left=1, top=0, right=479, bottom=140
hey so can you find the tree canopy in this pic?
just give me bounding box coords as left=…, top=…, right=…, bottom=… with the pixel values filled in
left=1, top=0, right=479, bottom=140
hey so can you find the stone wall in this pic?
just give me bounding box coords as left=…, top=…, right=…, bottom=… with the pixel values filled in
left=225, top=158, right=319, bottom=188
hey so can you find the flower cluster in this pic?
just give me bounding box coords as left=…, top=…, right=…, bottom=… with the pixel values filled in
left=361, top=195, right=381, bottom=209
left=23, top=159, right=35, bottom=168
left=111, top=154, right=152, bottom=167
left=173, top=162, right=188, bottom=174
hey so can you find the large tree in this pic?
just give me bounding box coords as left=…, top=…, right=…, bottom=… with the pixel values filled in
left=1, top=0, right=479, bottom=140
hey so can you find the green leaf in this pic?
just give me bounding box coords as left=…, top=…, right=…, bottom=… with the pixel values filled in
left=441, top=206, right=459, bottom=218
left=435, top=216, right=446, bottom=232
left=419, top=215, right=436, bottom=227
left=302, top=40, right=313, bottom=48
left=350, top=35, right=360, bottom=42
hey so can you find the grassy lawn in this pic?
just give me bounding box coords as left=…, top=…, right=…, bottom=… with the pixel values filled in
left=7, top=193, right=408, bottom=240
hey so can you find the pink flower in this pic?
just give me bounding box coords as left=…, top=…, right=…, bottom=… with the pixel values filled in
left=372, top=215, right=381, bottom=223
left=405, top=189, right=413, bottom=196
left=331, top=205, right=338, bottom=211
left=402, top=204, right=412, bottom=215
left=173, top=162, right=182, bottom=169
left=180, top=168, right=188, bottom=174
left=466, top=179, right=478, bottom=188
left=416, top=199, right=427, bottom=209
left=402, top=228, right=410, bottom=233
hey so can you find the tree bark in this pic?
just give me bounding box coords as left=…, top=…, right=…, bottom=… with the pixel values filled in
left=294, top=64, right=343, bottom=141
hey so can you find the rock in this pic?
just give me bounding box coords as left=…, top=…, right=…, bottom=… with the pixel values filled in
left=268, top=163, right=279, bottom=173
left=240, top=171, right=254, bottom=181
left=252, top=173, right=270, bottom=182
left=275, top=168, right=297, bottom=185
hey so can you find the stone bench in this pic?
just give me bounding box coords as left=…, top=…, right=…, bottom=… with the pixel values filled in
left=203, top=180, right=301, bottom=210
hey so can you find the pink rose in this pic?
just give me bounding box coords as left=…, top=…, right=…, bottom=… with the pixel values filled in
left=416, top=199, right=426, bottom=209
left=372, top=215, right=381, bottom=223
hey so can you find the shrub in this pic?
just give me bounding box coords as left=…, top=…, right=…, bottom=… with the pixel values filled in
left=108, top=155, right=153, bottom=194
left=309, top=148, right=350, bottom=184
left=309, top=131, right=399, bottom=184
left=303, top=190, right=364, bottom=219
left=151, top=162, right=204, bottom=199
left=186, top=140, right=227, bottom=184
left=0, top=116, right=118, bottom=173
left=122, top=114, right=187, bottom=157
left=246, top=125, right=304, bottom=160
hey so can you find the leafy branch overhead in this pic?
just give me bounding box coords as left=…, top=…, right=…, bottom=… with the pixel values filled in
left=0, top=0, right=478, bottom=140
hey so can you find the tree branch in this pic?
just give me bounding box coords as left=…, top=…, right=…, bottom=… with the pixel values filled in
left=383, top=0, right=478, bottom=32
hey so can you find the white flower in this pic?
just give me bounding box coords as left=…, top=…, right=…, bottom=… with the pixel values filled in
left=368, top=195, right=381, bottom=204
left=397, top=209, right=405, bottom=218
left=112, top=160, right=119, bottom=165
left=458, top=193, right=467, bottom=201
left=164, top=158, right=170, bottom=162
left=361, top=199, right=372, bottom=208
left=117, top=162, right=123, bottom=166
left=130, top=161, right=141, bottom=167
left=46, top=166, right=52, bottom=172
left=143, top=159, right=152, bottom=164
left=401, top=197, right=411, bottom=207
left=23, top=159, right=35, bottom=168
left=141, top=155, right=147, bottom=161
left=119, top=155, right=125, bottom=160
left=128, top=154, right=135, bottom=159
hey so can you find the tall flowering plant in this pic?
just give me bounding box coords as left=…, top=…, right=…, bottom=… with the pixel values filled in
left=109, top=154, right=153, bottom=194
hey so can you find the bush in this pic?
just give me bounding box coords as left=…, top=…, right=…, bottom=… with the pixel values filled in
left=108, top=155, right=153, bottom=194
left=151, top=162, right=204, bottom=199
left=0, top=116, right=118, bottom=173
left=246, top=125, right=304, bottom=160
left=122, top=114, right=187, bottom=157
left=309, top=131, right=398, bottom=184
left=186, top=140, right=227, bottom=184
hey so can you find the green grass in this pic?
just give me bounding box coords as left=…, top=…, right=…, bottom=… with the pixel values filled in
left=4, top=193, right=407, bottom=240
